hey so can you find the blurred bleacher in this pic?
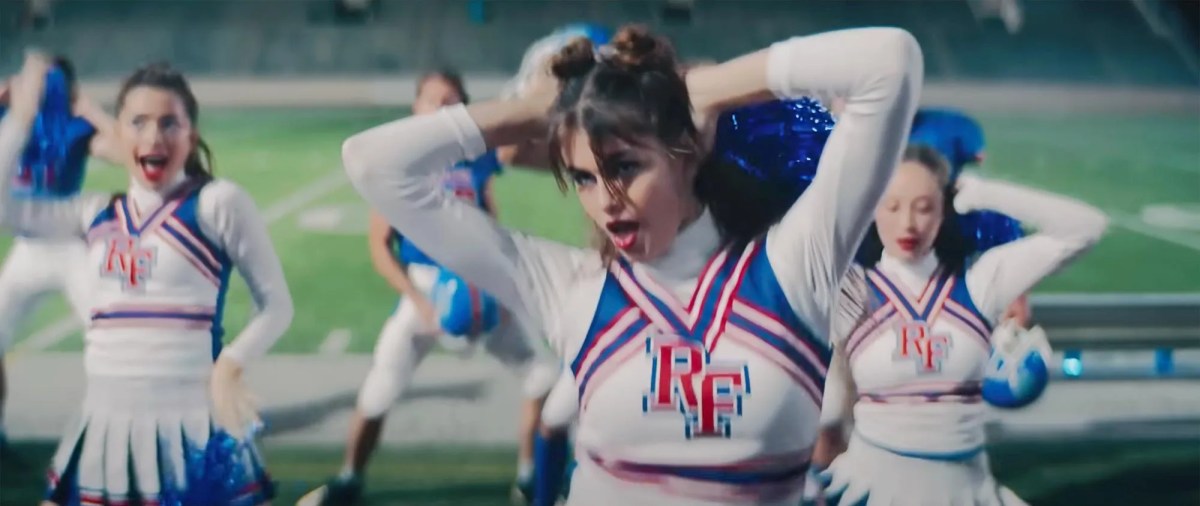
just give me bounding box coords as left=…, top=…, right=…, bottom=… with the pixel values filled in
left=0, top=0, right=1197, bottom=87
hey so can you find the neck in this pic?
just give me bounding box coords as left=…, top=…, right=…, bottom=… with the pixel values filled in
left=677, top=195, right=704, bottom=232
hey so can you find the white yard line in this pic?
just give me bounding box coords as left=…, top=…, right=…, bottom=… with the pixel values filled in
left=1108, top=210, right=1200, bottom=254
left=318, top=328, right=353, bottom=355
left=13, top=170, right=350, bottom=353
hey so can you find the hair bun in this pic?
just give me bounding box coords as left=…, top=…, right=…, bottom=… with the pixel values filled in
left=608, top=24, right=676, bottom=72
left=550, top=37, right=598, bottom=81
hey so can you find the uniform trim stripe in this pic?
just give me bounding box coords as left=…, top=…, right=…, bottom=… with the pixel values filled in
left=577, top=317, right=649, bottom=406
left=722, top=326, right=823, bottom=406
left=867, top=268, right=952, bottom=321
left=585, top=447, right=811, bottom=503
left=845, top=305, right=898, bottom=359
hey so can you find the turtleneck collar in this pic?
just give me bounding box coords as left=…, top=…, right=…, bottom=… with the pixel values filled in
left=639, top=209, right=721, bottom=293
left=127, top=170, right=188, bottom=211
left=876, top=250, right=940, bottom=292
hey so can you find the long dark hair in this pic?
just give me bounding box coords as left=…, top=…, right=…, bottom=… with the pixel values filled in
left=115, top=62, right=214, bottom=184
left=855, top=144, right=974, bottom=275
left=546, top=24, right=795, bottom=262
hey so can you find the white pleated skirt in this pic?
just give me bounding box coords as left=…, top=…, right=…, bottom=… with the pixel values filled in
left=814, top=432, right=1028, bottom=506
left=45, top=376, right=274, bottom=506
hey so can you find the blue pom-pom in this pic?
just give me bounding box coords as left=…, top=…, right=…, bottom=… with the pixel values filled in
left=432, top=268, right=500, bottom=337
left=555, top=22, right=613, bottom=46
left=159, top=426, right=269, bottom=505
left=982, top=349, right=1050, bottom=409
left=960, top=210, right=1024, bottom=254
left=713, top=98, right=835, bottom=199
left=16, top=67, right=73, bottom=198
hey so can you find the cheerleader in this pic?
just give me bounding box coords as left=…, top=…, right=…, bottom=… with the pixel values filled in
left=0, top=56, right=119, bottom=448
left=343, top=23, right=923, bottom=506
left=813, top=144, right=1107, bottom=505
left=909, top=107, right=1032, bottom=326
left=0, top=53, right=291, bottom=505
left=299, top=69, right=559, bottom=506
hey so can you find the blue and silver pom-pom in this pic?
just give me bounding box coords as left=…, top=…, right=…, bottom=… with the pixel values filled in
left=961, top=210, right=1024, bottom=254
left=432, top=267, right=500, bottom=338
left=982, top=323, right=1052, bottom=409
left=712, top=97, right=835, bottom=198
left=159, top=424, right=270, bottom=505
left=17, top=66, right=72, bottom=196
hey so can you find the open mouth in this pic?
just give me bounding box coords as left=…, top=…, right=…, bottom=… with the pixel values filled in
left=137, top=154, right=169, bottom=181
left=605, top=220, right=641, bottom=251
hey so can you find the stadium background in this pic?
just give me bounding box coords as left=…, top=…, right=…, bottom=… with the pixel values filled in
left=0, top=0, right=1198, bottom=504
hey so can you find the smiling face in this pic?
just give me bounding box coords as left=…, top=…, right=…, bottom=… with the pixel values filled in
left=874, top=160, right=946, bottom=262
left=115, top=85, right=196, bottom=190
left=560, top=130, right=697, bottom=262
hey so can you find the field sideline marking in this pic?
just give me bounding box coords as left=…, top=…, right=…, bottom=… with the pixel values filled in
left=12, top=169, right=350, bottom=354
left=318, top=328, right=353, bottom=355
left=1108, top=210, right=1200, bottom=253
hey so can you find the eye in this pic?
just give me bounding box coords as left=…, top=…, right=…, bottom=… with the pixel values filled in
left=614, top=159, right=641, bottom=178
left=568, top=169, right=596, bottom=188
left=159, top=116, right=180, bottom=133
left=130, top=115, right=147, bottom=128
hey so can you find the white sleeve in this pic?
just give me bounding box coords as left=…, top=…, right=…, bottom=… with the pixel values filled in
left=342, top=105, right=594, bottom=351
left=819, top=348, right=854, bottom=427
left=960, top=175, right=1108, bottom=323
left=540, top=368, right=580, bottom=430
left=198, top=180, right=294, bottom=365
left=763, top=28, right=924, bottom=335
left=0, top=106, right=108, bottom=237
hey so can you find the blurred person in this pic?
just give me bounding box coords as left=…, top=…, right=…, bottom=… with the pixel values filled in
left=342, top=22, right=922, bottom=506
left=0, top=55, right=118, bottom=453
left=1, top=53, right=291, bottom=504
left=809, top=144, right=1106, bottom=505
left=298, top=68, right=559, bottom=506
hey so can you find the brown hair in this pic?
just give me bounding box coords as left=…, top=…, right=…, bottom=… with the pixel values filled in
left=115, top=62, right=214, bottom=184
left=546, top=25, right=796, bottom=262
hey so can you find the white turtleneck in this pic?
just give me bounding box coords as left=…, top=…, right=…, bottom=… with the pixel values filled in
left=0, top=115, right=292, bottom=364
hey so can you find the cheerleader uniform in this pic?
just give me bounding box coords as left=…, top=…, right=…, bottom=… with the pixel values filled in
left=356, top=150, right=558, bottom=421
left=343, top=28, right=923, bottom=505
left=0, top=113, right=293, bottom=504
left=818, top=174, right=1107, bottom=506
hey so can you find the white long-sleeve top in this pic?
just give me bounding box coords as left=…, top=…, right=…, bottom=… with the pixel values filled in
left=821, top=174, right=1108, bottom=458
left=345, top=28, right=922, bottom=506
left=0, top=114, right=293, bottom=376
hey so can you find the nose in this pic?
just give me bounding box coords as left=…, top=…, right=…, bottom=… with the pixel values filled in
left=597, top=183, right=625, bottom=216
left=138, top=122, right=165, bottom=149
left=901, top=209, right=919, bottom=231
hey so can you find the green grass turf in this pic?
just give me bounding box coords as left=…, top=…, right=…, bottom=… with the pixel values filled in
left=1, top=439, right=1197, bottom=505
left=0, top=108, right=1196, bottom=354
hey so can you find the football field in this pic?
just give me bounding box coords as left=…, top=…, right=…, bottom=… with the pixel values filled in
left=2, top=106, right=1198, bottom=355
left=0, top=107, right=1197, bottom=504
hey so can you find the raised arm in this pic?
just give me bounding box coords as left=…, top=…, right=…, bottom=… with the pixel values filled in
left=0, top=55, right=107, bottom=238
left=73, top=93, right=124, bottom=167
left=201, top=180, right=294, bottom=364
left=690, top=28, right=923, bottom=326
left=342, top=102, right=592, bottom=348
left=960, top=175, right=1108, bottom=323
